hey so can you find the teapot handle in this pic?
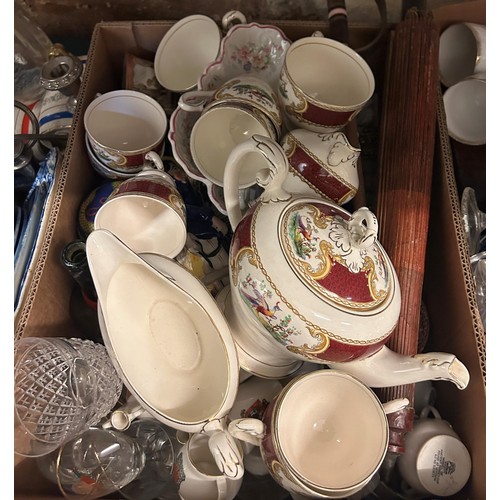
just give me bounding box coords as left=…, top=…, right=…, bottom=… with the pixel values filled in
left=223, top=134, right=292, bottom=230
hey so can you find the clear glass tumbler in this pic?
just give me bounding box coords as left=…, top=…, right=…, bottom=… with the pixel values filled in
left=14, top=337, right=122, bottom=457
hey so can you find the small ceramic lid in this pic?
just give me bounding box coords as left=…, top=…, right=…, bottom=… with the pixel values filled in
left=279, top=201, right=395, bottom=314
left=87, top=229, right=240, bottom=434
left=416, top=435, right=472, bottom=496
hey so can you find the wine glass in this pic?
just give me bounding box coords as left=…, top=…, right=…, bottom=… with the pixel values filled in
left=461, top=186, right=486, bottom=255
left=119, top=419, right=181, bottom=500
left=36, top=427, right=146, bottom=499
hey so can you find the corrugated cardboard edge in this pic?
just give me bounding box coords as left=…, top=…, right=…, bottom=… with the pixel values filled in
left=14, top=152, right=62, bottom=327
left=435, top=89, right=486, bottom=385
left=13, top=29, right=97, bottom=341
left=14, top=147, right=72, bottom=340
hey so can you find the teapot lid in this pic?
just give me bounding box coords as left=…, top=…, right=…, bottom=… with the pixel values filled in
left=279, top=201, right=395, bottom=313
left=87, top=229, right=240, bottom=433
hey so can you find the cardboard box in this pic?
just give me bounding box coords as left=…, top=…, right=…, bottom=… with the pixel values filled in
left=14, top=4, right=486, bottom=498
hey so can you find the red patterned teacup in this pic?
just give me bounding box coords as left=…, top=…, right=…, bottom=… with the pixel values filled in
left=228, top=370, right=408, bottom=498
left=93, top=151, right=187, bottom=258
left=281, top=128, right=361, bottom=205
left=278, top=36, right=375, bottom=133
left=84, top=90, right=168, bottom=173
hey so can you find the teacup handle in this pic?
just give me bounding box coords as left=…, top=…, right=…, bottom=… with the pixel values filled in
left=227, top=418, right=266, bottom=448
left=221, top=10, right=247, bottom=32
left=144, top=151, right=165, bottom=171
left=223, top=134, right=292, bottom=230
left=420, top=405, right=442, bottom=420
left=178, top=90, right=214, bottom=112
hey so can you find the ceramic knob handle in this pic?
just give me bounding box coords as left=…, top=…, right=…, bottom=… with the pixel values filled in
left=348, top=206, right=379, bottom=249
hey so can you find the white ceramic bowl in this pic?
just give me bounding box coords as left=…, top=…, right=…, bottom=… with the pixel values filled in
left=443, top=75, right=486, bottom=145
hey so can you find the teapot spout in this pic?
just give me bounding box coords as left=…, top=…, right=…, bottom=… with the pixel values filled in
left=326, top=346, right=470, bottom=390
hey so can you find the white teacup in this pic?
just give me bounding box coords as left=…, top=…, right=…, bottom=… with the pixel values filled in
left=178, top=75, right=281, bottom=189
left=278, top=36, right=375, bottom=133
left=439, top=22, right=486, bottom=88
left=179, top=76, right=282, bottom=137
left=85, top=132, right=165, bottom=180
left=93, top=151, right=187, bottom=258
left=154, top=12, right=247, bottom=93
left=154, top=15, right=222, bottom=94
left=397, top=405, right=472, bottom=497
left=174, top=432, right=243, bottom=500
left=443, top=74, right=486, bottom=146
left=84, top=89, right=168, bottom=172
left=189, top=104, right=277, bottom=189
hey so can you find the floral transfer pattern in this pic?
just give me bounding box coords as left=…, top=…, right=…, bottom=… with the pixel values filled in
left=238, top=271, right=302, bottom=347
left=173, top=453, right=186, bottom=485
left=230, top=42, right=282, bottom=72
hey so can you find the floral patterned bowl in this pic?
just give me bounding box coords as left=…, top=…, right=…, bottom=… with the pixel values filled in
left=198, top=22, right=291, bottom=92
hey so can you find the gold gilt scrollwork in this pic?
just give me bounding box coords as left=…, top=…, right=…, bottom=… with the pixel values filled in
left=365, top=258, right=386, bottom=302
left=284, top=68, right=308, bottom=114
left=286, top=325, right=330, bottom=359
left=282, top=134, right=296, bottom=157
left=168, top=193, right=185, bottom=219
left=271, top=460, right=300, bottom=489
left=231, top=247, right=257, bottom=283
left=296, top=245, right=387, bottom=307
left=307, top=205, right=330, bottom=229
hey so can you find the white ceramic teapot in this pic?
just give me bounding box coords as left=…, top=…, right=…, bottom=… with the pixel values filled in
left=221, top=134, right=470, bottom=390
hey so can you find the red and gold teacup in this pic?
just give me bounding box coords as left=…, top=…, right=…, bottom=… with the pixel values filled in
left=278, top=36, right=375, bottom=133
left=84, top=90, right=168, bottom=173
left=93, top=151, right=187, bottom=258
